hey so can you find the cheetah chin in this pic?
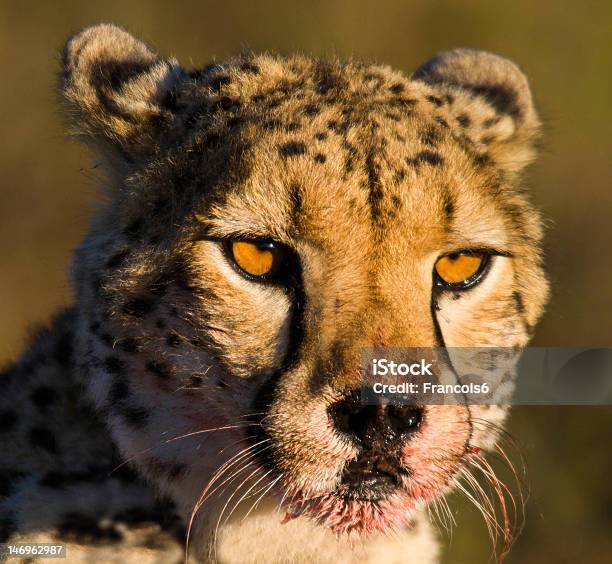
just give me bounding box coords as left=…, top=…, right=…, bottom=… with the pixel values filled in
left=0, top=23, right=548, bottom=564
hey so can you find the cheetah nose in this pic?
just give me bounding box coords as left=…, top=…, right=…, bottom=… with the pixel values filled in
left=328, top=392, right=422, bottom=448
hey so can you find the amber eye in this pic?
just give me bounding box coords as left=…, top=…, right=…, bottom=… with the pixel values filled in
left=227, top=240, right=285, bottom=279
left=434, top=252, right=489, bottom=288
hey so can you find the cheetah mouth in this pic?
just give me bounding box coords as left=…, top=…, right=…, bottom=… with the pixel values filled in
left=281, top=487, right=415, bottom=536
left=339, top=453, right=409, bottom=502
left=281, top=457, right=414, bottom=535
left=338, top=471, right=401, bottom=504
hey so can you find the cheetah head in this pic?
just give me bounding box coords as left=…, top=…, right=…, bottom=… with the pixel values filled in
left=62, top=24, right=548, bottom=552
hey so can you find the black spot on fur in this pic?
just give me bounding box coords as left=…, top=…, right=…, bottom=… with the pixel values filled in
left=274, top=82, right=294, bottom=96
left=120, top=337, right=140, bottom=353
left=122, top=297, right=154, bottom=317
left=470, top=84, right=520, bottom=118
left=108, top=378, right=130, bottom=404
left=147, top=459, right=187, bottom=480
left=93, top=59, right=155, bottom=92
left=148, top=274, right=170, bottom=296
left=303, top=103, right=320, bottom=116
left=216, top=96, right=240, bottom=112
left=391, top=195, right=402, bottom=208
left=393, top=168, right=406, bottom=183
left=388, top=97, right=417, bottom=111
left=201, top=131, right=222, bottom=149
left=315, top=131, right=327, bottom=141
left=208, top=74, right=231, bottom=92
left=474, top=152, right=493, bottom=167
left=442, top=190, right=455, bottom=221
left=314, top=63, right=344, bottom=96
left=184, top=106, right=205, bottom=129
left=426, top=94, right=443, bottom=107
left=483, top=116, right=501, bottom=128
left=227, top=115, right=243, bottom=129
left=190, top=375, right=203, bottom=387
left=364, top=72, right=383, bottom=82
left=456, top=113, right=471, bottom=127
left=290, top=182, right=303, bottom=225
left=0, top=409, right=18, bottom=433
left=286, top=121, right=300, bottom=132
left=365, top=152, right=383, bottom=223
left=104, top=356, right=125, bottom=375
left=114, top=506, right=153, bottom=525
left=342, top=141, right=358, bottom=175
left=29, top=386, right=59, bottom=414
left=263, top=119, right=281, bottom=130
left=168, top=463, right=187, bottom=480
left=314, top=153, right=326, bottom=163
left=513, top=291, right=525, bottom=313
left=420, top=127, right=441, bottom=147
left=112, top=464, right=140, bottom=484
left=28, top=427, right=58, bottom=453
left=435, top=117, right=449, bottom=129
left=90, top=63, right=154, bottom=125
left=160, top=88, right=178, bottom=112
left=278, top=141, right=306, bottom=158
left=0, top=470, right=26, bottom=498
left=123, top=218, right=144, bottom=239
left=166, top=334, right=181, bottom=348
left=121, top=405, right=150, bottom=429
left=240, top=62, right=260, bottom=74
left=106, top=249, right=130, bottom=269
left=408, top=151, right=444, bottom=167
left=444, top=94, right=454, bottom=104
left=384, top=112, right=401, bottom=122
left=59, top=512, right=123, bottom=545
left=190, top=337, right=204, bottom=348
left=99, top=333, right=114, bottom=347
left=389, top=82, right=404, bottom=94
left=146, top=360, right=172, bottom=379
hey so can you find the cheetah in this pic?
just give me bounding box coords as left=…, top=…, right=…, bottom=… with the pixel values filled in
left=0, top=24, right=548, bottom=563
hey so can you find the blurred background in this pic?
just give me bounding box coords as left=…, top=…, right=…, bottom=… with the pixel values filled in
left=0, top=1, right=610, bottom=561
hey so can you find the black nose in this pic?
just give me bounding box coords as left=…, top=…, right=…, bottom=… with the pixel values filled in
left=328, top=392, right=422, bottom=449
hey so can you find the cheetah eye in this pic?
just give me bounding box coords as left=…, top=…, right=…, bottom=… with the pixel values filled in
left=225, top=240, right=288, bottom=281
left=434, top=251, right=490, bottom=289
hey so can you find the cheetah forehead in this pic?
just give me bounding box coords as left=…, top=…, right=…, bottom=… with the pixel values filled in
left=62, top=26, right=540, bottom=224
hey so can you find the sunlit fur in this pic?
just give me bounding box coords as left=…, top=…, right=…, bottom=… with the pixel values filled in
left=0, top=24, right=548, bottom=563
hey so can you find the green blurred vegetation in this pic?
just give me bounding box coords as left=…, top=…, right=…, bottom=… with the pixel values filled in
left=0, top=1, right=610, bottom=562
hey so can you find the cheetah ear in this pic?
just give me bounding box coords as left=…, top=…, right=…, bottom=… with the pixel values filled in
left=61, top=24, right=185, bottom=165
left=413, top=49, right=540, bottom=175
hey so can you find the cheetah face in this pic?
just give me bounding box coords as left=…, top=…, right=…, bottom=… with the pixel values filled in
left=63, top=26, right=548, bottom=543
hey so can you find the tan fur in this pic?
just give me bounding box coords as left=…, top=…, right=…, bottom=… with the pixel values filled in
left=0, top=24, right=548, bottom=563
